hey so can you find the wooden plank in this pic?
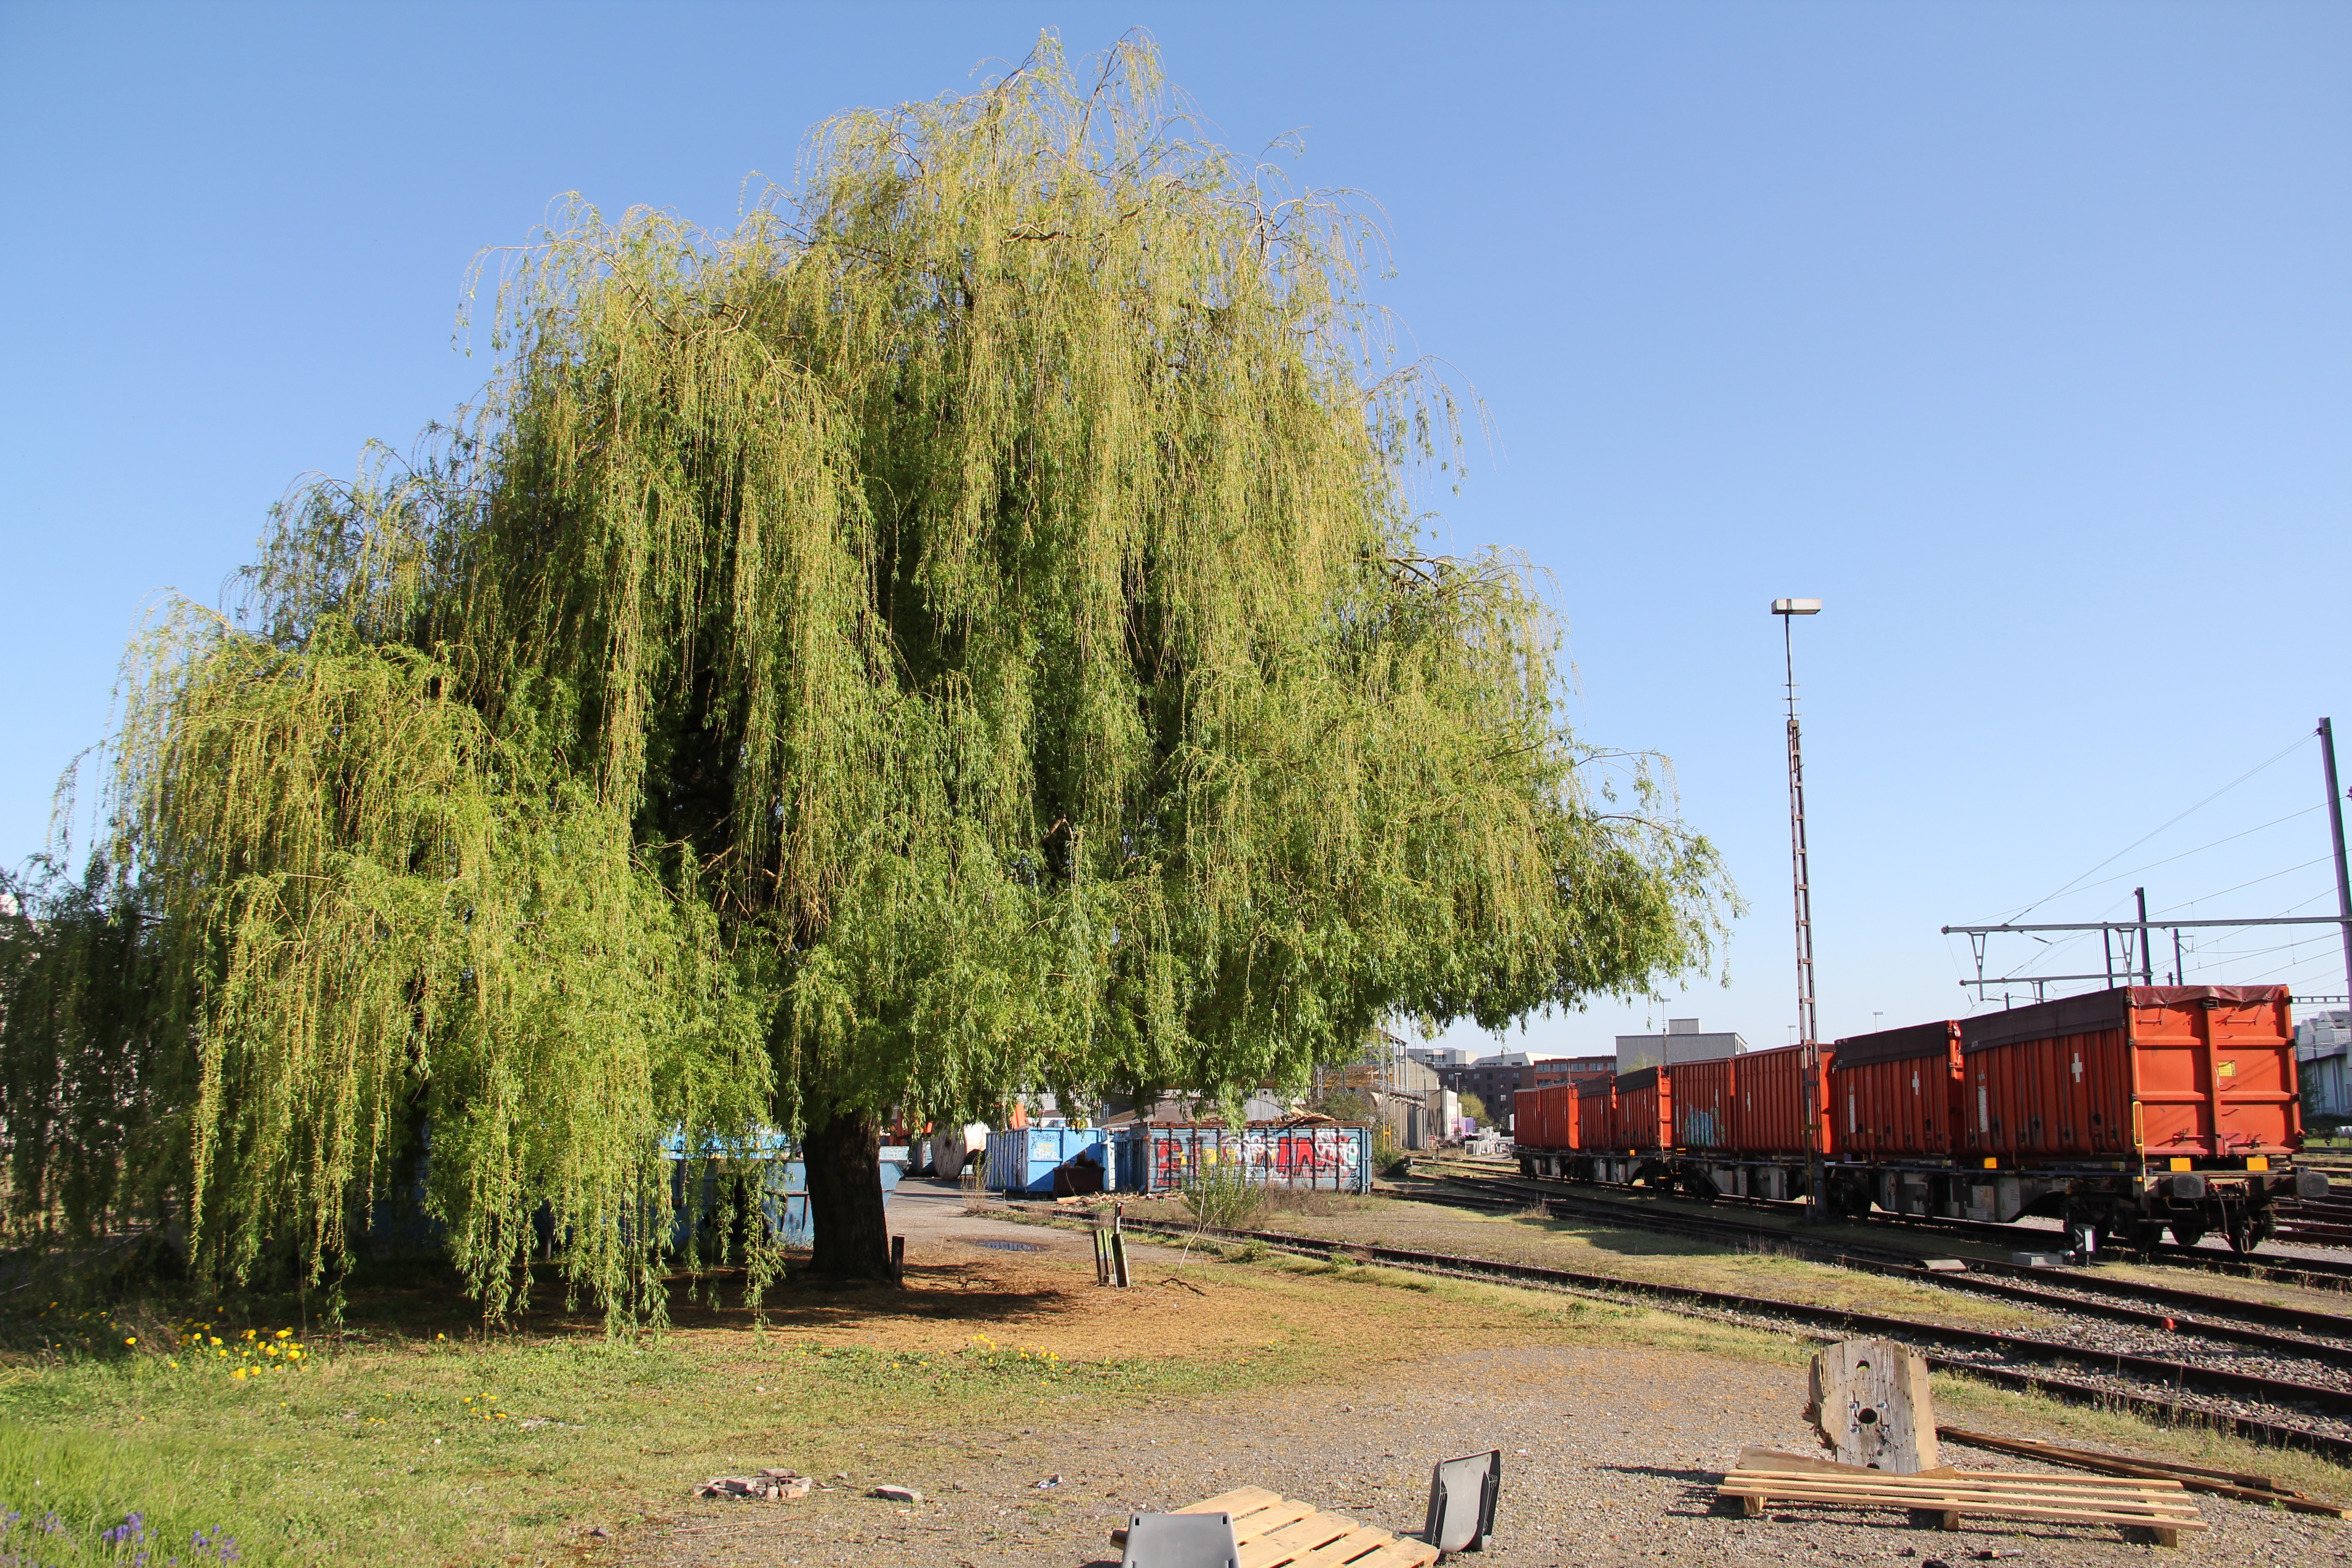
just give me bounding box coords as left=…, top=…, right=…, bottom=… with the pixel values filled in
left=1238, top=1513, right=1361, bottom=1568
left=1731, top=1470, right=2193, bottom=1502
left=1181, top=1487, right=1286, bottom=1518
left=1724, top=1480, right=2197, bottom=1511
left=1717, top=1486, right=2206, bottom=1529
left=1284, top=1525, right=1397, bottom=1568
left=1731, top=1476, right=2182, bottom=1504
left=1736, top=1447, right=1962, bottom=1480
left=1937, top=1426, right=2278, bottom=1490
left=1225, top=1500, right=1320, bottom=1545
left=1934, top=1426, right=2352, bottom=1519
left=1723, top=1496, right=2208, bottom=1530
left=1340, top=1539, right=1441, bottom=1568
left=1724, top=1478, right=2199, bottom=1512
left=1948, top=1471, right=2186, bottom=1490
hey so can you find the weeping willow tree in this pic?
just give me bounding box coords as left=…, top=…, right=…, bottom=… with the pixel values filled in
left=6, top=36, right=1732, bottom=1310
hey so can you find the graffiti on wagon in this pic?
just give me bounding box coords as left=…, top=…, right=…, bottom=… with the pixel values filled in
left=1146, top=1127, right=1366, bottom=1190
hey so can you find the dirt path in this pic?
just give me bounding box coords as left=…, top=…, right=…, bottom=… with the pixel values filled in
left=607, top=1204, right=2345, bottom=1568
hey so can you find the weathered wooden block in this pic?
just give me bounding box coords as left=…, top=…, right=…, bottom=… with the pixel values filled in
left=1804, top=1337, right=1937, bottom=1473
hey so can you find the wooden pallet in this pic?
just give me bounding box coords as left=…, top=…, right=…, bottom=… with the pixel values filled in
left=1718, top=1465, right=2205, bottom=1547
left=1108, top=1485, right=1440, bottom=1568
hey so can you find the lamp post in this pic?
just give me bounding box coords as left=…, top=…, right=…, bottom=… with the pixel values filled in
left=1773, top=597, right=1823, bottom=1216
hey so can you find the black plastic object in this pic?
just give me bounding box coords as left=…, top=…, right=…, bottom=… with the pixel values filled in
left=1121, top=1511, right=1240, bottom=1568
left=1421, top=1450, right=1502, bottom=1555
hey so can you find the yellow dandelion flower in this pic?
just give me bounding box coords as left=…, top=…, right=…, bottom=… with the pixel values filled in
left=275, top=1328, right=292, bottom=1338
left=232, top=1368, right=247, bottom=1380
left=124, top=1337, right=136, bottom=1346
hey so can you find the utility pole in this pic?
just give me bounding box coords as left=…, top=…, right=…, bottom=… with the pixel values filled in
left=2135, top=887, right=2153, bottom=987
left=2324, top=719, right=2352, bottom=1023
left=1773, top=598, right=1823, bottom=1216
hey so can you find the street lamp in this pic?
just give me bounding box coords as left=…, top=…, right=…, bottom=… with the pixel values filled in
left=1772, top=597, right=1823, bottom=1217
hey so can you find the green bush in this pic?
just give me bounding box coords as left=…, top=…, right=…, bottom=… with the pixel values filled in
left=1180, top=1157, right=1266, bottom=1230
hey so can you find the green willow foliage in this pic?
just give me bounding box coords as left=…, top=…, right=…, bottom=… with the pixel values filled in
left=2, top=37, right=1731, bottom=1320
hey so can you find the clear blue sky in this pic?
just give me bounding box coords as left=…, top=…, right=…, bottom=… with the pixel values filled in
left=3, top=1, right=2347, bottom=1058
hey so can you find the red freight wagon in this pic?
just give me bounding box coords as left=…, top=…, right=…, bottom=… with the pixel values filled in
left=1513, top=1083, right=1583, bottom=1176
left=1514, top=1087, right=1545, bottom=1149
left=1831, top=1021, right=1963, bottom=1160
left=1960, top=985, right=2298, bottom=1162
left=1950, top=985, right=2320, bottom=1252
left=1614, top=1067, right=1672, bottom=1154
left=1511, top=1084, right=1578, bottom=1153
left=1540, top=1083, right=1578, bottom=1150
left=1575, top=1075, right=1616, bottom=1153
left=1729, top=1043, right=1833, bottom=1156
left=1671, top=1057, right=1735, bottom=1152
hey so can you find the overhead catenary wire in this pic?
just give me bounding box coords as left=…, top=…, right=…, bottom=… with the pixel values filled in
left=2044, top=804, right=2324, bottom=905
left=2000, top=734, right=2315, bottom=923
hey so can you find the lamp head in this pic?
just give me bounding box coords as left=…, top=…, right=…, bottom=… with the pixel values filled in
left=1771, top=598, right=1823, bottom=616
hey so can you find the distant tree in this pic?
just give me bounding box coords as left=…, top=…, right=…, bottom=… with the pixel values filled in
left=7, top=37, right=1732, bottom=1316
left=1457, top=1092, right=1490, bottom=1127
left=1310, top=1090, right=1376, bottom=1125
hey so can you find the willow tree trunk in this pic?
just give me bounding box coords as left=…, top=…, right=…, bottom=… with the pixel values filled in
left=800, top=1107, right=896, bottom=1284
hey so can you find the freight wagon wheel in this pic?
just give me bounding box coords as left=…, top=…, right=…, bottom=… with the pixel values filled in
left=2167, top=1221, right=2206, bottom=1250
left=2225, top=1213, right=2274, bottom=1256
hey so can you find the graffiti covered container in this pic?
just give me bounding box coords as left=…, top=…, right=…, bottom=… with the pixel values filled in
left=1671, top=1057, right=1735, bottom=1152
left=1112, top=1122, right=1372, bottom=1194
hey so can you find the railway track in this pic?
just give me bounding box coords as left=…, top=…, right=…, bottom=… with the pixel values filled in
left=1066, top=1206, right=2352, bottom=1468
left=1415, top=1156, right=2352, bottom=1294
left=1411, top=1172, right=2352, bottom=1350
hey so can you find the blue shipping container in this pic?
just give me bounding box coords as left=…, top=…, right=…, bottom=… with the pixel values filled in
left=666, top=1132, right=902, bottom=1250
left=985, top=1126, right=1113, bottom=1196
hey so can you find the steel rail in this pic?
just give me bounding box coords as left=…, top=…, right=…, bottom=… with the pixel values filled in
left=1081, top=1210, right=2352, bottom=1466
left=1411, top=1173, right=2352, bottom=1356
left=1438, top=1168, right=2352, bottom=1301
left=1418, top=1158, right=2352, bottom=1291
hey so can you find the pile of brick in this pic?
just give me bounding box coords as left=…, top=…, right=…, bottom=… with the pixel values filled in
left=694, top=1470, right=811, bottom=1500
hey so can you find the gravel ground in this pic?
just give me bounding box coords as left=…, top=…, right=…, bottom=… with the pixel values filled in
left=611, top=1342, right=2347, bottom=1568
left=1230, top=1203, right=2352, bottom=1439
left=582, top=1188, right=2352, bottom=1568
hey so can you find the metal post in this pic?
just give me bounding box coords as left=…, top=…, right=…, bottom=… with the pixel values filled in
left=2324, top=719, right=2352, bottom=1024
left=1784, top=613, right=1819, bottom=1050
left=1773, top=598, right=1823, bottom=1217
left=2135, top=887, right=2153, bottom=987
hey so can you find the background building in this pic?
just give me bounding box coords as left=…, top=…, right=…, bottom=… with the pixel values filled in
left=1438, top=1052, right=1614, bottom=1127
left=2299, top=1009, right=2351, bottom=1120
left=1313, top=1030, right=1444, bottom=1149
left=1615, top=1018, right=1748, bottom=1074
